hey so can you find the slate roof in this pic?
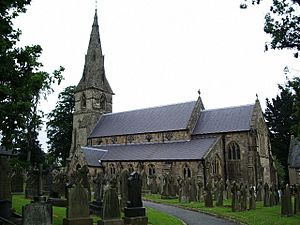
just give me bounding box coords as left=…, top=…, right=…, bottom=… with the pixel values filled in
left=81, top=147, right=107, bottom=167
left=288, top=137, right=300, bottom=168
left=89, top=101, right=196, bottom=138
left=82, top=136, right=220, bottom=163
left=192, top=104, right=255, bottom=135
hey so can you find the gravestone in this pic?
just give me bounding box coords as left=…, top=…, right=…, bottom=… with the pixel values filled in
left=99, top=177, right=123, bottom=225
left=256, top=180, right=263, bottom=201
left=197, top=178, right=204, bottom=202
left=90, top=172, right=105, bottom=216
left=263, top=183, right=270, bottom=207
left=240, top=183, right=248, bottom=211
left=150, top=175, right=158, bottom=194
left=120, top=168, right=129, bottom=210
left=269, top=186, right=276, bottom=207
left=0, top=157, right=12, bottom=220
left=11, top=167, right=24, bottom=193
left=25, top=167, right=39, bottom=198
left=249, top=186, right=256, bottom=210
left=23, top=201, right=52, bottom=225
left=177, top=176, right=183, bottom=202
left=189, top=177, right=198, bottom=202
left=50, top=170, right=67, bottom=198
left=63, top=183, right=93, bottom=225
left=161, top=172, right=176, bottom=199
left=204, top=182, right=213, bottom=208
left=231, top=181, right=239, bottom=212
left=124, top=172, right=148, bottom=225
left=216, top=179, right=224, bottom=206
left=141, top=169, right=150, bottom=195
left=181, top=178, right=189, bottom=203
left=294, top=184, right=300, bottom=214
left=281, top=184, right=293, bottom=217
left=225, top=179, right=231, bottom=200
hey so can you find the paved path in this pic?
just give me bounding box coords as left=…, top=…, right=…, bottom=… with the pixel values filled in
left=144, top=201, right=239, bottom=225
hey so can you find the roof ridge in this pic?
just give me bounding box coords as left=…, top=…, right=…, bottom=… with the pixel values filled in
left=202, top=103, right=254, bottom=112
left=102, top=100, right=196, bottom=116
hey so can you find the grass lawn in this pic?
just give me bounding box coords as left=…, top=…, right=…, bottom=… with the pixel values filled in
left=12, top=195, right=183, bottom=225
left=144, top=194, right=300, bottom=225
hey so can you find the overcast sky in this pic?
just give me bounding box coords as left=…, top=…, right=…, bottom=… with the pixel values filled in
left=14, top=0, right=298, bottom=151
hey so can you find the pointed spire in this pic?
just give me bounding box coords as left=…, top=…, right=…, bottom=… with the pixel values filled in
left=76, top=9, right=113, bottom=94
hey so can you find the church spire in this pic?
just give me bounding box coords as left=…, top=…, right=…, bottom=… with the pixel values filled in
left=76, top=9, right=113, bottom=94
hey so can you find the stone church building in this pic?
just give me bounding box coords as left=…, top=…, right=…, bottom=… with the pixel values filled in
left=68, top=10, right=277, bottom=187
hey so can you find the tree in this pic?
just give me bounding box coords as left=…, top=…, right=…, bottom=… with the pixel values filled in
left=265, top=76, right=300, bottom=181
left=46, top=86, right=75, bottom=166
left=241, top=0, right=300, bottom=57
left=0, top=0, right=64, bottom=164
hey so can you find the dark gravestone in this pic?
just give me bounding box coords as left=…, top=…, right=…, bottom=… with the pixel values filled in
left=181, top=178, right=189, bottom=203
left=225, top=179, right=231, bottom=200
left=215, top=179, right=224, bottom=207
left=23, top=202, right=52, bottom=225
left=98, top=177, right=123, bottom=225
left=150, top=175, right=158, bottom=194
left=63, top=184, right=93, bottom=225
left=204, top=182, right=213, bottom=208
left=124, top=172, right=148, bottom=225
left=269, top=186, right=276, bottom=207
left=11, top=167, right=24, bottom=193
left=294, top=184, right=300, bottom=214
left=256, top=180, right=263, bottom=202
left=177, top=177, right=183, bottom=202
left=281, top=184, right=293, bottom=217
left=231, top=181, right=239, bottom=212
left=120, top=168, right=129, bottom=210
left=240, top=183, right=248, bottom=211
left=197, top=178, right=204, bottom=202
left=263, top=183, right=270, bottom=207
left=189, top=177, right=198, bottom=202
left=25, top=167, right=39, bottom=198
left=249, top=186, right=256, bottom=210
left=90, top=172, right=105, bottom=216
left=0, top=157, right=12, bottom=202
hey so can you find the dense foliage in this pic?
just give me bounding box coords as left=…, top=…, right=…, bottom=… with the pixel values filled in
left=0, top=0, right=63, bottom=164
left=46, top=86, right=75, bottom=166
left=265, top=76, right=300, bottom=181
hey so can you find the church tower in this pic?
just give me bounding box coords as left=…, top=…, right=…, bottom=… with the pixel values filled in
left=69, top=10, right=114, bottom=159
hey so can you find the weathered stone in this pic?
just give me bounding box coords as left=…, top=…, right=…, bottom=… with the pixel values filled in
left=269, top=186, right=276, bottom=207
left=215, top=179, right=224, bottom=207
left=263, top=183, right=270, bottom=207
left=189, top=177, right=198, bottom=202
left=23, top=201, right=52, bottom=225
left=124, top=172, right=147, bottom=225
left=281, top=184, right=293, bottom=217
left=11, top=167, right=24, bottom=193
left=225, top=179, right=231, bottom=200
left=256, top=180, right=263, bottom=202
left=25, top=167, right=39, bottom=198
left=204, top=182, right=213, bottom=208
left=50, top=169, right=67, bottom=198
left=197, top=178, right=204, bottom=202
left=119, top=168, right=129, bottom=210
left=103, top=177, right=121, bottom=220
left=0, top=157, right=12, bottom=202
left=231, top=181, right=239, bottom=212
left=240, top=183, right=248, bottom=211
left=149, top=175, right=158, bottom=194
left=294, top=184, right=300, bottom=214
left=249, top=186, right=256, bottom=210
left=63, top=183, right=92, bottom=225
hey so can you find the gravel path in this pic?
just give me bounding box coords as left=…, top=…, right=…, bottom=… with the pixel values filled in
left=144, top=201, right=239, bottom=225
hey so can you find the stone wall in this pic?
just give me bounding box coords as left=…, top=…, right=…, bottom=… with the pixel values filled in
left=89, top=130, right=190, bottom=146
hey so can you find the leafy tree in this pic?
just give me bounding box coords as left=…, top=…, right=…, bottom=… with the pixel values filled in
left=241, top=0, right=300, bottom=57
left=46, top=86, right=75, bottom=166
left=265, top=76, right=300, bottom=181
left=0, top=0, right=64, bottom=164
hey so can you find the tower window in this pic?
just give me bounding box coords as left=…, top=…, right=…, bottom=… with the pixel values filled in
left=81, top=93, right=86, bottom=109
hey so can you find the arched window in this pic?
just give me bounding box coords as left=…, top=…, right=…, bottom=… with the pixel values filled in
left=109, top=164, right=116, bottom=175
left=148, top=164, right=156, bottom=176
left=81, top=93, right=86, bottom=109
left=227, top=141, right=241, bottom=160
left=183, top=164, right=191, bottom=178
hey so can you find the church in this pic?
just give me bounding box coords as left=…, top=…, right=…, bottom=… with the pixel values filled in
left=67, top=10, right=277, bottom=187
